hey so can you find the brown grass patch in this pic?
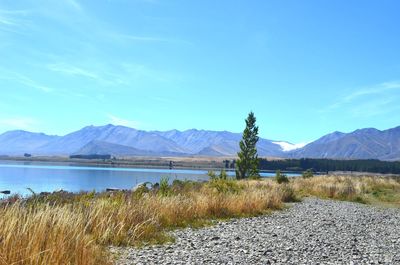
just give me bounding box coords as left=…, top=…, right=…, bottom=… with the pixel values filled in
left=290, top=175, right=400, bottom=205
left=0, top=179, right=290, bottom=264
left=2, top=175, right=399, bottom=264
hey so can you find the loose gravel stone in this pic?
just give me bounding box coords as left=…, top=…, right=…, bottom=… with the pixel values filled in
left=112, top=198, right=400, bottom=264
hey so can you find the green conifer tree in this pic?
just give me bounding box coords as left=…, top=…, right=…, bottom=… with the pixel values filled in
left=236, top=112, right=260, bottom=179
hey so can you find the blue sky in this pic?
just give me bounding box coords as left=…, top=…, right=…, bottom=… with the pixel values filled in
left=0, top=0, right=399, bottom=143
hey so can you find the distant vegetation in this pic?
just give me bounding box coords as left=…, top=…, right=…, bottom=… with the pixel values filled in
left=70, top=154, right=112, bottom=160
left=259, top=158, right=400, bottom=174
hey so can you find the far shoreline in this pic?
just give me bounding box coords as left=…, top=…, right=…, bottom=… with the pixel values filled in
left=0, top=156, right=399, bottom=177
left=0, top=158, right=301, bottom=175
left=0, top=155, right=227, bottom=169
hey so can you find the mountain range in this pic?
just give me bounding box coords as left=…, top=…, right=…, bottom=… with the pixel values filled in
left=0, top=124, right=399, bottom=161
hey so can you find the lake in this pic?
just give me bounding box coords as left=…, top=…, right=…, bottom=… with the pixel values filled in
left=0, top=161, right=299, bottom=197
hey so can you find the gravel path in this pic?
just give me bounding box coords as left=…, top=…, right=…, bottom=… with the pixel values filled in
left=114, top=198, right=400, bottom=264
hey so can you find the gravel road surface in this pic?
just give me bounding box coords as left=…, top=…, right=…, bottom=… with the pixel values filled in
left=114, top=198, right=400, bottom=264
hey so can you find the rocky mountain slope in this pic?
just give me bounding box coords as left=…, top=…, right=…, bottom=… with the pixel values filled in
left=0, top=124, right=399, bottom=160
left=291, top=126, right=400, bottom=160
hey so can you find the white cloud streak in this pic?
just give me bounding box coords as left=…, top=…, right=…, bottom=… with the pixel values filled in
left=65, top=0, right=83, bottom=12
left=47, top=63, right=99, bottom=80
left=0, top=9, right=32, bottom=34
left=0, top=70, right=53, bottom=93
left=322, top=81, right=400, bottom=119
left=350, top=97, right=400, bottom=118
left=107, top=114, right=140, bottom=128
left=328, top=81, right=400, bottom=110
left=0, top=117, right=38, bottom=131
left=114, top=33, right=192, bottom=45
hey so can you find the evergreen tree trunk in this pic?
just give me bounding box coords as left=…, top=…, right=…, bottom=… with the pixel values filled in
left=236, top=112, right=260, bottom=179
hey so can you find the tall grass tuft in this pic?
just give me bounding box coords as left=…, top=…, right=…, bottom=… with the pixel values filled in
left=0, top=178, right=293, bottom=264
left=0, top=203, right=110, bottom=265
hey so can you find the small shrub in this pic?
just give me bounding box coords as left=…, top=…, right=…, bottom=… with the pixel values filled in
left=302, top=169, right=314, bottom=179
left=132, top=184, right=149, bottom=199
left=208, top=178, right=242, bottom=194
left=208, top=170, right=217, bottom=180
left=172, top=179, right=185, bottom=186
left=159, top=177, right=171, bottom=196
left=208, top=170, right=228, bottom=181
left=171, top=179, right=201, bottom=193
left=207, top=170, right=242, bottom=194
left=275, top=170, right=289, bottom=184
left=249, top=174, right=261, bottom=180
left=277, top=185, right=298, bottom=202
left=219, top=170, right=228, bottom=180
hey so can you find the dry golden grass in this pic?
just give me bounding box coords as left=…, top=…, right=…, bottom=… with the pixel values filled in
left=1, top=175, right=398, bottom=265
left=289, top=175, right=400, bottom=206
left=0, top=178, right=291, bottom=265
left=0, top=203, right=109, bottom=265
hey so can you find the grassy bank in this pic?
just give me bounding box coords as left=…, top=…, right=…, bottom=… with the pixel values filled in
left=0, top=178, right=294, bottom=265
left=0, top=175, right=399, bottom=264
left=292, top=175, right=400, bottom=207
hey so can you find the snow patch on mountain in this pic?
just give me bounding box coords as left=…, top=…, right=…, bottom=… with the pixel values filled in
left=273, top=141, right=307, bottom=152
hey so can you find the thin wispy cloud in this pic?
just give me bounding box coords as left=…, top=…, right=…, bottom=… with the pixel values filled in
left=0, top=70, right=53, bottom=93
left=328, top=81, right=400, bottom=110
left=47, top=63, right=99, bottom=80
left=43, top=58, right=180, bottom=86
left=0, top=15, right=15, bottom=26
left=120, top=34, right=173, bottom=42
left=107, top=114, right=140, bottom=128
left=150, top=96, right=173, bottom=103
left=350, top=97, right=400, bottom=118
left=321, top=81, right=400, bottom=119
left=0, top=116, right=39, bottom=131
left=46, top=61, right=168, bottom=87
left=65, top=0, right=83, bottom=12
left=0, top=9, right=32, bottom=33
left=111, top=33, right=192, bottom=45
left=121, top=62, right=181, bottom=83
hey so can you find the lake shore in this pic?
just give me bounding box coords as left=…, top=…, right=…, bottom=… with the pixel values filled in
left=1, top=175, right=399, bottom=264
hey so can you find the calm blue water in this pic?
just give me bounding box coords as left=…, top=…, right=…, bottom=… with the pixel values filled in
left=0, top=161, right=298, bottom=197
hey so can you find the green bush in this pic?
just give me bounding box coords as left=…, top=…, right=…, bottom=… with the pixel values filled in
left=219, top=170, right=228, bottom=180
left=171, top=179, right=202, bottom=193
left=208, top=170, right=241, bottom=193
left=275, top=170, right=289, bottom=184
left=249, top=174, right=261, bottom=180
left=132, top=184, right=149, bottom=199
left=208, top=170, right=217, bottom=180
left=302, top=169, right=314, bottom=179
left=208, top=178, right=242, bottom=194
left=159, top=176, right=171, bottom=196
left=208, top=170, right=228, bottom=181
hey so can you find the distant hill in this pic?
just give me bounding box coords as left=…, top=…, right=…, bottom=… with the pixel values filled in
left=291, top=126, right=400, bottom=160
left=0, top=124, right=399, bottom=160
left=74, top=140, right=155, bottom=156
left=0, top=124, right=289, bottom=157
left=154, top=129, right=285, bottom=156
left=74, top=140, right=188, bottom=157
left=0, top=130, right=59, bottom=155
left=36, top=124, right=185, bottom=155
